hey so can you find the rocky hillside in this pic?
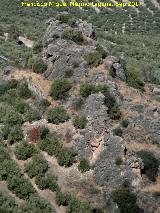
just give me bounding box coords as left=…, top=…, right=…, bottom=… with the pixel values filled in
left=0, top=13, right=160, bottom=213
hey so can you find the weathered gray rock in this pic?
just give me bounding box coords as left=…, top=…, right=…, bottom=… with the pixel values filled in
left=43, top=17, right=98, bottom=80
left=26, top=79, right=44, bottom=101
left=81, top=93, right=108, bottom=135
left=105, top=56, right=126, bottom=81
left=76, top=19, right=96, bottom=39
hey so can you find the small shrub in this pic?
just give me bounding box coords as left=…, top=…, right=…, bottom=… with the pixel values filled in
left=17, top=81, right=32, bottom=99
left=73, top=116, right=87, bottom=129
left=78, top=159, right=90, bottom=173
left=109, top=104, right=121, bottom=120
left=28, top=58, right=47, bottom=74
left=126, top=63, right=144, bottom=91
left=1, top=124, right=12, bottom=140
left=65, top=69, right=74, bottom=78
left=115, top=157, right=123, bottom=166
left=33, top=40, right=43, bottom=54
left=80, top=84, right=96, bottom=97
left=2, top=106, right=23, bottom=125
left=0, top=193, right=19, bottom=213
left=47, top=107, right=70, bottom=124
left=50, top=79, right=72, bottom=100
left=113, top=127, right=123, bottom=137
left=40, top=126, right=50, bottom=140
left=121, top=119, right=129, bottom=128
left=39, top=136, right=62, bottom=156
left=28, top=127, right=40, bottom=143
left=24, top=107, right=41, bottom=122
left=15, top=140, right=38, bottom=160
left=84, top=51, right=102, bottom=67
left=7, top=175, right=35, bottom=199
left=112, top=185, right=141, bottom=213
left=57, top=148, right=76, bottom=167
left=35, top=173, right=59, bottom=192
left=62, top=29, right=84, bottom=45
left=8, top=125, right=24, bottom=144
left=22, top=195, right=54, bottom=213
left=14, top=101, right=30, bottom=114
left=39, top=99, right=50, bottom=110
left=57, top=13, right=76, bottom=27
left=56, top=190, right=72, bottom=206
left=96, top=44, right=107, bottom=58
left=137, top=150, right=159, bottom=181
left=0, top=160, right=21, bottom=181
left=25, top=154, right=48, bottom=178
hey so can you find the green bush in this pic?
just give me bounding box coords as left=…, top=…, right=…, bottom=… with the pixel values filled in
left=39, top=136, right=62, bottom=156
left=15, top=140, right=38, bottom=160
left=47, top=106, right=70, bottom=124
left=7, top=175, right=35, bottom=200
left=62, top=29, right=84, bottom=45
left=24, top=107, right=41, bottom=122
left=126, top=63, right=144, bottom=91
left=0, top=193, right=19, bottom=213
left=17, top=81, right=32, bottom=99
left=25, top=154, right=48, bottom=178
left=40, top=126, right=50, bottom=139
left=28, top=58, right=47, bottom=74
left=113, top=127, right=123, bottom=137
left=33, top=40, right=43, bottom=54
left=21, top=195, right=56, bottom=213
left=68, top=197, right=92, bottom=213
left=8, top=125, right=24, bottom=144
left=0, top=160, right=21, bottom=181
left=39, top=99, right=50, bottom=110
left=112, top=186, right=140, bottom=213
left=109, top=104, right=121, bottom=120
left=55, top=191, right=92, bottom=212
left=56, top=191, right=72, bottom=206
left=50, top=79, right=72, bottom=100
left=0, top=105, right=23, bottom=125
left=137, top=150, right=159, bottom=181
left=14, top=101, right=30, bottom=114
left=96, top=44, right=107, bottom=59
left=65, top=69, right=74, bottom=78
left=80, top=84, right=109, bottom=98
left=121, top=119, right=129, bottom=128
left=35, top=173, right=59, bottom=192
left=57, top=148, right=76, bottom=167
left=78, top=159, right=90, bottom=173
left=84, top=51, right=102, bottom=67
left=80, top=84, right=96, bottom=97
left=57, top=13, right=76, bottom=27
left=73, top=115, right=87, bottom=129
left=21, top=195, right=54, bottom=213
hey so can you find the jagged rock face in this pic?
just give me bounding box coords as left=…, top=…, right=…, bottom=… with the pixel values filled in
left=43, top=18, right=97, bottom=81
left=76, top=19, right=96, bottom=40
left=105, top=56, right=126, bottom=81
left=82, top=93, right=108, bottom=135
left=94, top=133, right=144, bottom=209
left=73, top=93, right=108, bottom=158
left=123, top=101, right=160, bottom=146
